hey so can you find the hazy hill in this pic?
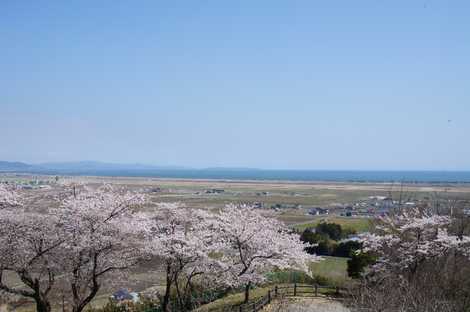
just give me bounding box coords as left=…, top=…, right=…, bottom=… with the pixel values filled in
left=0, top=160, right=185, bottom=173
left=37, top=161, right=173, bottom=171
left=0, top=161, right=33, bottom=171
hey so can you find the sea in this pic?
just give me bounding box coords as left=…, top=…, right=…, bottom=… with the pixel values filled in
left=18, top=168, right=470, bottom=183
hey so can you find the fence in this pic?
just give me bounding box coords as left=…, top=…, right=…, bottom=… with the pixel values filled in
left=140, top=284, right=343, bottom=312
left=215, top=284, right=342, bottom=312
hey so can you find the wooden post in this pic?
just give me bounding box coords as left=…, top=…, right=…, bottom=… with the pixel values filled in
left=268, top=290, right=271, bottom=304
left=239, top=305, right=243, bottom=312
left=294, top=283, right=297, bottom=296
left=253, top=302, right=256, bottom=312
left=275, top=286, right=278, bottom=297
left=315, top=284, right=318, bottom=297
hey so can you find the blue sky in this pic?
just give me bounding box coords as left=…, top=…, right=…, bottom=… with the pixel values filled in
left=1, top=1, right=469, bottom=170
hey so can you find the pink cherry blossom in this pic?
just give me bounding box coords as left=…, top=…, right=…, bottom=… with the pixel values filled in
left=0, top=184, right=21, bottom=208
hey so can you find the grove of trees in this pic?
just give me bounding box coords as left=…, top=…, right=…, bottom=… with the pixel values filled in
left=300, top=222, right=360, bottom=258
left=0, top=183, right=318, bottom=312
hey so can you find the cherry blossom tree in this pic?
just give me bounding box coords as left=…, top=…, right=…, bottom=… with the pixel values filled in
left=353, top=207, right=470, bottom=312
left=0, top=183, right=21, bottom=208
left=361, top=209, right=470, bottom=275
left=0, top=183, right=147, bottom=312
left=140, top=203, right=221, bottom=312
left=53, top=184, right=146, bottom=312
left=212, top=204, right=320, bottom=303
left=0, top=187, right=61, bottom=312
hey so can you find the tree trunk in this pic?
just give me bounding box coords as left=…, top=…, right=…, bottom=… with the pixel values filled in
left=34, top=295, right=51, bottom=312
left=174, top=276, right=185, bottom=311
left=70, top=279, right=101, bottom=312
left=244, top=281, right=252, bottom=304
left=72, top=293, right=99, bottom=312
left=162, top=264, right=173, bottom=312
left=71, top=294, right=98, bottom=312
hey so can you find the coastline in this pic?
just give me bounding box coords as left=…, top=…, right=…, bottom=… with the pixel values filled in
left=3, top=172, right=470, bottom=194
left=2, top=168, right=470, bottom=185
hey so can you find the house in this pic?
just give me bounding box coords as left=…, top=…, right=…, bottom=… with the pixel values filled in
left=16, top=184, right=33, bottom=190
left=382, top=197, right=394, bottom=209
left=205, top=189, right=225, bottom=194
left=307, top=207, right=329, bottom=215
left=256, top=191, right=269, bottom=196
left=111, top=289, right=140, bottom=303
left=369, top=196, right=387, bottom=201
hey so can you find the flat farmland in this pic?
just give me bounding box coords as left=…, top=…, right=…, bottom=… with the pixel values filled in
left=2, top=174, right=470, bottom=311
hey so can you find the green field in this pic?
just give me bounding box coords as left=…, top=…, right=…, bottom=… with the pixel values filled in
left=268, top=256, right=349, bottom=286
left=293, top=216, right=373, bottom=233
left=309, top=256, right=350, bottom=286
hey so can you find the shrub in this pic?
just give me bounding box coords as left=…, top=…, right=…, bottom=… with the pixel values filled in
left=347, top=252, right=376, bottom=278
left=333, top=240, right=362, bottom=258
left=316, top=222, right=343, bottom=241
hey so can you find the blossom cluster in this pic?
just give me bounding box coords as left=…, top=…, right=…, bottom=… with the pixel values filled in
left=360, top=208, right=470, bottom=273
left=0, top=184, right=21, bottom=207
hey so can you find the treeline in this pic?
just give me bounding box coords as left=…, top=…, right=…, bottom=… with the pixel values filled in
left=299, top=222, right=375, bottom=278
left=299, top=222, right=360, bottom=257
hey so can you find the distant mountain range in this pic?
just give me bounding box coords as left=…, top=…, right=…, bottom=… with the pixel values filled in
left=0, top=161, right=261, bottom=173
left=0, top=160, right=186, bottom=173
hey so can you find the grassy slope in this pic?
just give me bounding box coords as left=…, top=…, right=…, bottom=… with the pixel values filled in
left=196, top=285, right=274, bottom=312
left=198, top=256, right=349, bottom=312
left=309, top=256, right=350, bottom=286
left=196, top=284, right=339, bottom=312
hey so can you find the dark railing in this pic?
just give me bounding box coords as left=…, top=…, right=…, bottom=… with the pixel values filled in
left=209, top=284, right=342, bottom=312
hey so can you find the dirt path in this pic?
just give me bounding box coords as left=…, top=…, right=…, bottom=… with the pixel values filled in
left=262, top=297, right=350, bottom=312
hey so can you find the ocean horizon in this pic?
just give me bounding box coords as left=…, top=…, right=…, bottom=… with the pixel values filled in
left=7, top=168, right=470, bottom=183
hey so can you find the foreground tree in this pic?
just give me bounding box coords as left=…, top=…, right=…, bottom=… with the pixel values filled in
left=361, top=211, right=470, bottom=275
left=141, top=203, right=221, bottom=312
left=0, top=186, right=61, bottom=312
left=55, top=184, right=146, bottom=312
left=352, top=207, right=470, bottom=312
left=213, top=205, right=320, bottom=303
left=0, top=183, right=147, bottom=312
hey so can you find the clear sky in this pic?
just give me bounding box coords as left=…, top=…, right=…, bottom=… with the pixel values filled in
left=1, top=1, right=469, bottom=170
